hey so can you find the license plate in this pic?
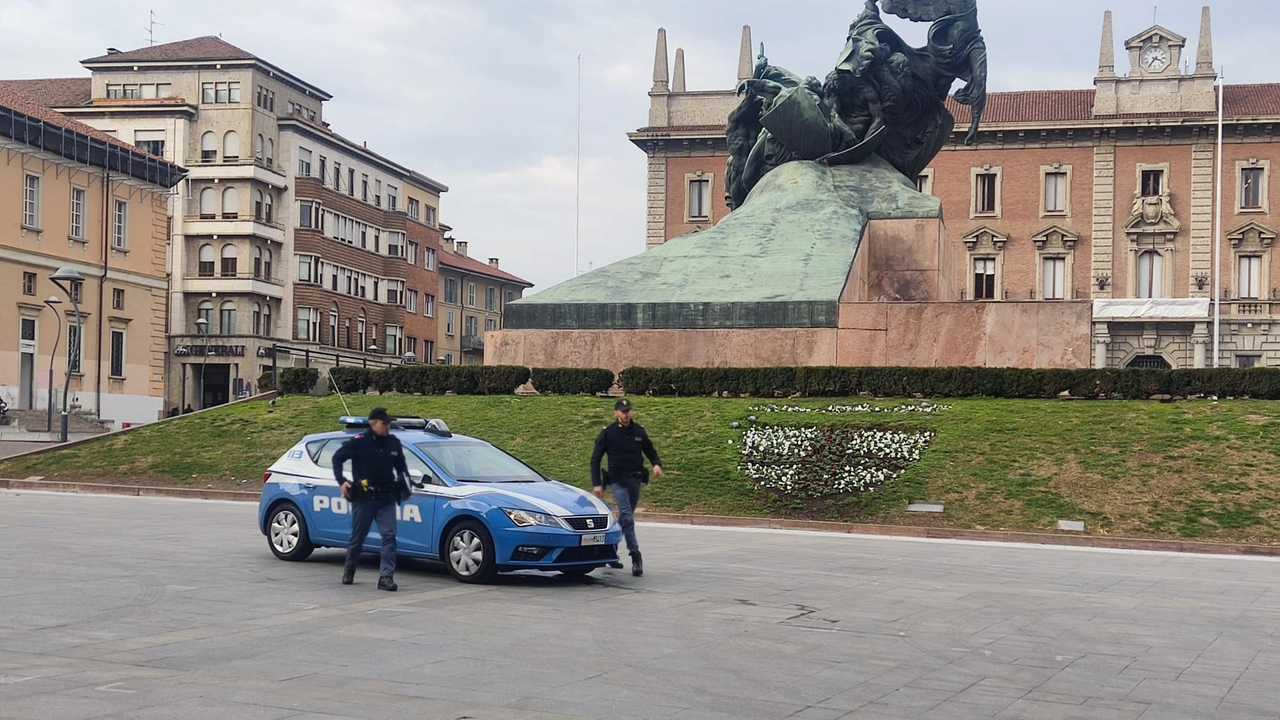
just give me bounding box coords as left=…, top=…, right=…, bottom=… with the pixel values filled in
left=580, top=533, right=607, bottom=546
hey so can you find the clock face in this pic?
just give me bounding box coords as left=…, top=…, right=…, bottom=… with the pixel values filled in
left=1141, top=44, right=1170, bottom=72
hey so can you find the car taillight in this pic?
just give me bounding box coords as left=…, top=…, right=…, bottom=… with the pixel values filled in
left=263, top=472, right=272, bottom=484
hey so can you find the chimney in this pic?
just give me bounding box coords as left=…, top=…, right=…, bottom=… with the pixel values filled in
left=1097, top=11, right=1115, bottom=78
left=362, top=141, right=368, bottom=149
left=651, top=28, right=669, bottom=93
left=1195, top=6, right=1215, bottom=74
left=737, top=25, right=753, bottom=83
left=488, top=258, right=500, bottom=269
left=672, top=49, right=686, bottom=93
left=456, top=241, right=468, bottom=257
left=106, top=47, right=121, bottom=55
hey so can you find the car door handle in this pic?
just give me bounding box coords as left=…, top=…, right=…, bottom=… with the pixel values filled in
left=303, top=483, right=317, bottom=489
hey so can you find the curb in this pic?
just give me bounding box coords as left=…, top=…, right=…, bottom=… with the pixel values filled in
left=1, top=479, right=1275, bottom=558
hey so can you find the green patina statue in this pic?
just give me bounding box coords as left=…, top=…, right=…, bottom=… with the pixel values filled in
left=726, top=0, right=988, bottom=210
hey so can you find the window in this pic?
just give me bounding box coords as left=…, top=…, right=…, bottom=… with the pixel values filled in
left=485, top=318, right=498, bottom=331
left=444, top=353, right=454, bottom=365
left=915, top=173, right=933, bottom=195
left=254, top=134, right=264, bottom=161
left=1044, top=172, right=1068, bottom=214
left=263, top=304, right=273, bottom=336
left=385, top=325, right=403, bottom=356
left=254, top=190, right=264, bottom=221
left=197, top=300, right=213, bottom=327
left=387, top=281, right=404, bottom=306
left=201, top=81, right=240, bottom=104
left=222, top=131, right=239, bottom=160
left=407, top=241, right=418, bottom=265
left=298, top=255, right=316, bottom=284
left=220, top=244, right=237, bottom=277
left=1242, top=168, right=1264, bottom=210
left=425, top=205, right=437, bottom=226
left=296, top=307, right=320, bottom=342
left=248, top=302, right=260, bottom=336
left=1137, top=251, right=1163, bottom=299
left=348, top=168, right=355, bottom=197
left=200, top=132, right=216, bottom=162
left=424, top=248, right=436, bottom=271
left=22, top=272, right=35, bottom=296
left=406, top=289, right=418, bottom=314
left=1042, top=257, right=1066, bottom=300
left=299, top=200, right=314, bottom=229
left=1239, top=255, right=1263, bottom=299
left=107, top=84, right=123, bottom=99
left=221, top=188, right=239, bottom=219
left=265, top=139, right=274, bottom=168
left=486, top=286, right=498, bottom=312
left=109, top=329, right=125, bottom=378
left=387, top=232, right=404, bottom=258
left=70, top=280, right=82, bottom=304
left=362, top=174, right=369, bottom=202
left=424, top=293, right=435, bottom=318
left=199, top=187, right=216, bottom=219
left=1237, top=355, right=1262, bottom=369
left=357, top=311, right=366, bottom=348
left=406, top=336, right=417, bottom=357
left=298, top=147, right=312, bottom=177
left=374, top=278, right=380, bottom=301
left=219, top=301, right=236, bottom=335
left=328, top=305, right=338, bottom=346
left=202, top=82, right=215, bottom=104
left=375, top=179, right=382, bottom=207
left=333, top=162, right=341, bottom=189
left=506, top=291, right=516, bottom=303
left=318, top=156, right=327, bottom=185
left=112, top=288, right=124, bottom=310
left=23, top=174, right=40, bottom=227
left=1128, top=355, right=1171, bottom=369
left=424, top=340, right=435, bottom=362
left=464, top=315, right=479, bottom=337
left=387, top=185, right=398, bottom=211
left=1141, top=169, right=1164, bottom=197
left=134, top=129, right=165, bottom=157
left=264, top=193, right=274, bottom=225
left=973, top=258, right=996, bottom=300
left=688, top=178, right=711, bottom=219
left=445, top=311, right=456, bottom=336
left=70, top=187, right=85, bottom=239
left=408, top=197, right=420, bottom=220
left=265, top=249, right=273, bottom=279
left=198, top=244, right=215, bottom=276
left=467, top=282, right=476, bottom=308
left=112, top=199, right=128, bottom=250
left=445, top=277, right=458, bottom=304
left=67, top=323, right=82, bottom=374
left=253, top=246, right=263, bottom=278
left=975, top=173, right=998, bottom=215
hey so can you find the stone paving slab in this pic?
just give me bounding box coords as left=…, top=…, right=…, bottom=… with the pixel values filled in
left=3, top=491, right=1280, bottom=719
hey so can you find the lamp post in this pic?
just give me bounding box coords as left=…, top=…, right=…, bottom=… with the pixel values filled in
left=402, top=351, right=416, bottom=365
left=42, top=296, right=63, bottom=433
left=48, top=267, right=84, bottom=443
left=195, top=317, right=210, bottom=410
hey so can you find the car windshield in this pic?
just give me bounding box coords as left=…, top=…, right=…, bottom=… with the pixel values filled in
left=413, top=440, right=544, bottom=483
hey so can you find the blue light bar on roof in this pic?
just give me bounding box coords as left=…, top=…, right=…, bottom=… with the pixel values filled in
left=339, top=416, right=369, bottom=427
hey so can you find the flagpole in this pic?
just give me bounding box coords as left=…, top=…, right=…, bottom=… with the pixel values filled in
left=575, top=52, right=582, bottom=277
left=1212, top=68, right=1224, bottom=367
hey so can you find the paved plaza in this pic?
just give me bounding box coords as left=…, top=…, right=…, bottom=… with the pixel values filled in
left=1, top=491, right=1279, bottom=719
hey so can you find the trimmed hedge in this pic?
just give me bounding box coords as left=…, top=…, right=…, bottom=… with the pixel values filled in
left=617, top=366, right=1280, bottom=400
left=363, top=365, right=531, bottom=396
left=531, top=368, right=616, bottom=395
left=257, top=371, right=275, bottom=393
left=278, top=367, right=320, bottom=396
left=327, top=367, right=370, bottom=394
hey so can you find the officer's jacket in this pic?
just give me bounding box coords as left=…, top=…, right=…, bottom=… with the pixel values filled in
left=590, top=421, right=661, bottom=487
left=332, top=431, right=410, bottom=501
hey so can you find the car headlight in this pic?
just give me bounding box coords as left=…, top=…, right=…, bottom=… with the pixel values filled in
left=503, top=508, right=563, bottom=529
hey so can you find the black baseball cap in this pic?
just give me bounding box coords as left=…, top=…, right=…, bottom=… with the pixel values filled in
left=368, top=407, right=393, bottom=422
left=614, top=398, right=633, bottom=412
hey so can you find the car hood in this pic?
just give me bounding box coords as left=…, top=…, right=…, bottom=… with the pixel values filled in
left=454, top=480, right=611, bottom=517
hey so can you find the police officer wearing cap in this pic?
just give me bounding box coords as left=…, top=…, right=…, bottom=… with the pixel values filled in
left=590, top=398, right=663, bottom=576
left=333, top=407, right=411, bottom=591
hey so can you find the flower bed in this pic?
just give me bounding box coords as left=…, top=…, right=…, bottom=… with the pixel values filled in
left=750, top=402, right=952, bottom=415
left=739, top=425, right=935, bottom=498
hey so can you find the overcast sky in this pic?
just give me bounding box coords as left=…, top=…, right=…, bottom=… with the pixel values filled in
left=1, top=0, right=1274, bottom=294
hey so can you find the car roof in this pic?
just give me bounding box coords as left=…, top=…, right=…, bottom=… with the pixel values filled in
left=299, top=428, right=479, bottom=444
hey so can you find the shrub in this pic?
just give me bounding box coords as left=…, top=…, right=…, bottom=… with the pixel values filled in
left=477, top=365, right=531, bottom=395
left=368, top=368, right=394, bottom=394
left=278, top=367, right=320, bottom=396
left=257, top=371, right=276, bottom=393
left=531, top=368, right=615, bottom=395
left=327, top=367, right=370, bottom=394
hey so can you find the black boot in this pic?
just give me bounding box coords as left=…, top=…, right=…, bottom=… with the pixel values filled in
left=341, top=567, right=355, bottom=585
left=377, top=576, right=397, bottom=592
left=630, top=551, right=643, bottom=577
left=608, top=560, right=624, bottom=569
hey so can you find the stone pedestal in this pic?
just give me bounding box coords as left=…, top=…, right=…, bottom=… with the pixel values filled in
left=844, top=217, right=956, bottom=302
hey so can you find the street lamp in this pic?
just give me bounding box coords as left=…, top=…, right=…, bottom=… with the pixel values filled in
left=48, top=267, right=84, bottom=443
left=402, top=351, right=416, bottom=365
left=195, top=317, right=210, bottom=410
left=42, top=296, right=63, bottom=433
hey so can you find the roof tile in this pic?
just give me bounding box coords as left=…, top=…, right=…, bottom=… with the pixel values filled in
left=0, top=78, right=91, bottom=107
left=0, top=85, right=146, bottom=155
left=82, top=36, right=254, bottom=64
left=440, top=251, right=533, bottom=287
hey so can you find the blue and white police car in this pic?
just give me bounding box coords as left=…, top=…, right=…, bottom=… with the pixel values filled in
left=257, top=415, right=621, bottom=583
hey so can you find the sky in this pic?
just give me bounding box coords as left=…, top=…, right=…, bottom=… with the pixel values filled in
left=0, top=0, right=1275, bottom=294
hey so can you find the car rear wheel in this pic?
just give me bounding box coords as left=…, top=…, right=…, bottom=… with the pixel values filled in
left=444, top=520, right=497, bottom=584
left=268, top=503, right=314, bottom=561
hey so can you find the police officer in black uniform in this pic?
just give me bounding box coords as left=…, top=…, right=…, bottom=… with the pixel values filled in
left=591, top=398, right=663, bottom=576
left=333, top=407, right=411, bottom=591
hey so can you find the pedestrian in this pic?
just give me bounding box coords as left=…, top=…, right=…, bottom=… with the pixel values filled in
left=590, top=398, right=663, bottom=576
left=332, top=407, right=412, bottom=591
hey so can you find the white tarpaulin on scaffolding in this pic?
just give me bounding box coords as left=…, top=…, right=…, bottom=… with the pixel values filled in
left=1092, top=298, right=1212, bottom=320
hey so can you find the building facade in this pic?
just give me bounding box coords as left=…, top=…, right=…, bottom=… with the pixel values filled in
left=0, top=87, right=185, bottom=427
left=436, top=238, right=532, bottom=365
left=631, top=8, right=1280, bottom=369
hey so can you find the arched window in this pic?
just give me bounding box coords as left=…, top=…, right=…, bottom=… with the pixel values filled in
left=220, top=243, right=238, bottom=277
left=219, top=300, right=236, bottom=335
left=200, top=131, right=216, bottom=162
left=329, top=303, right=339, bottom=347
left=221, top=187, right=239, bottom=219
left=264, top=248, right=274, bottom=279
left=254, top=134, right=264, bottom=161
left=264, top=192, right=274, bottom=224
left=222, top=131, right=240, bottom=161
left=253, top=246, right=263, bottom=278
left=265, top=138, right=274, bottom=168
left=197, top=243, right=215, bottom=277
left=252, top=302, right=262, bottom=336
left=263, top=303, right=273, bottom=337
left=198, top=187, right=216, bottom=219
left=1137, top=251, right=1163, bottom=299
left=196, top=300, right=213, bottom=329
left=254, top=189, right=264, bottom=220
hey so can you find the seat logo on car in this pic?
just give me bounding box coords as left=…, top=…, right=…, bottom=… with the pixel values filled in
left=313, top=495, right=423, bottom=523
left=586, top=519, right=596, bottom=528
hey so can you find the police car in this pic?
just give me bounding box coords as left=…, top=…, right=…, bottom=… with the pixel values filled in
left=257, top=415, right=622, bottom=583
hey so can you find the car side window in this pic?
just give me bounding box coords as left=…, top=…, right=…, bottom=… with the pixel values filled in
left=315, top=438, right=346, bottom=469
left=404, top=450, right=441, bottom=485
left=305, top=440, right=326, bottom=463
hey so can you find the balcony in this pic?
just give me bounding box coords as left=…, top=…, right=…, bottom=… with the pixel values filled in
left=1226, top=300, right=1278, bottom=317
left=461, top=334, right=485, bottom=352
left=183, top=214, right=286, bottom=243
left=186, top=158, right=287, bottom=186
left=181, top=272, right=284, bottom=298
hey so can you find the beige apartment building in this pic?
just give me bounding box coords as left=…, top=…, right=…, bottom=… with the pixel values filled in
left=437, top=238, right=531, bottom=365
left=0, top=87, right=185, bottom=427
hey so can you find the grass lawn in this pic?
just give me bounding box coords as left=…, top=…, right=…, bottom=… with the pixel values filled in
left=2, top=394, right=1278, bottom=543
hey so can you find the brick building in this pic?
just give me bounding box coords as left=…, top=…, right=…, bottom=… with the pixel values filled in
left=631, top=7, right=1280, bottom=369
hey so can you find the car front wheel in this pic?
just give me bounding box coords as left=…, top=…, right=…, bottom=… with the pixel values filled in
left=268, top=503, right=314, bottom=561
left=444, top=520, right=497, bottom=584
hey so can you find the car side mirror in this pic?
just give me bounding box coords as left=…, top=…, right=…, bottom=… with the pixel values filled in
left=409, top=468, right=429, bottom=489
